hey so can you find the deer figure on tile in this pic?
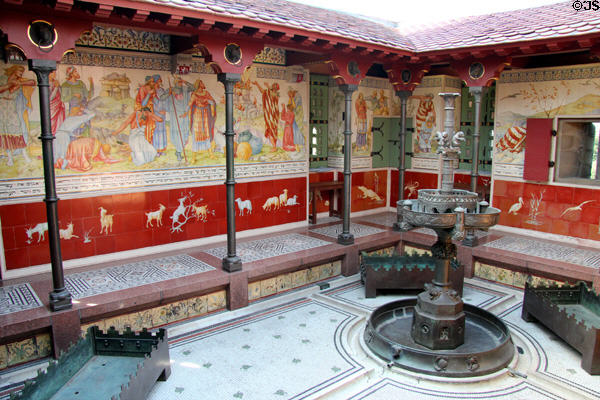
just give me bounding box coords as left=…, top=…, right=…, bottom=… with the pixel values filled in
left=99, top=207, right=114, bottom=235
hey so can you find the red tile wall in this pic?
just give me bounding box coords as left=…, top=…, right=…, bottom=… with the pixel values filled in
left=1, top=177, right=306, bottom=270
left=492, top=180, right=600, bottom=241
left=351, top=170, right=387, bottom=212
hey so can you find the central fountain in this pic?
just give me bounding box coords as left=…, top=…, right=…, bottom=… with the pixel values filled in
left=363, top=93, right=514, bottom=377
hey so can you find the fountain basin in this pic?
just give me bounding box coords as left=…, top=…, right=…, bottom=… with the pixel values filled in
left=399, top=207, right=500, bottom=231
left=364, top=299, right=515, bottom=377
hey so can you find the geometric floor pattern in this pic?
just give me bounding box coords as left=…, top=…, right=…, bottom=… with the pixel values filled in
left=203, top=233, right=331, bottom=263
left=356, top=214, right=397, bottom=227
left=310, top=223, right=386, bottom=239
left=4, top=277, right=600, bottom=399
left=484, top=236, right=600, bottom=269
left=0, top=283, right=42, bottom=315
left=65, top=254, right=215, bottom=299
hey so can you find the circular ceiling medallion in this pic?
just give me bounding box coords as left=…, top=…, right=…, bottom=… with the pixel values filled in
left=347, top=60, right=360, bottom=78
left=224, top=43, right=242, bottom=65
left=469, top=62, right=485, bottom=80
left=401, top=69, right=412, bottom=84
left=27, top=20, right=58, bottom=51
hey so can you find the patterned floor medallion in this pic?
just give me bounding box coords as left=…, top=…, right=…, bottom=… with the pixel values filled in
left=0, top=283, right=43, bottom=315
left=203, top=233, right=331, bottom=263
left=65, top=255, right=215, bottom=299
left=485, top=236, right=600, bottom=269
left=310, top=223, right=386, bottom=239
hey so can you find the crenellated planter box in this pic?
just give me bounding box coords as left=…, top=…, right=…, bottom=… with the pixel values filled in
left=522, top=282, right=600, bottom=375
left=11, top=326, right=171, bottom=400
left=360, top=251, right=463, bottom=298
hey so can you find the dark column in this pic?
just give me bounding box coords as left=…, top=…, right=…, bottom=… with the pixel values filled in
left=393, top=90, right=411, bottom=231
left=28, top=59, right=72, bottom=311
left=469, top=86, right=486, bottom=193
left=217, top=73, right=242, bottom=272
left=337, top=84, right=357, bottom=245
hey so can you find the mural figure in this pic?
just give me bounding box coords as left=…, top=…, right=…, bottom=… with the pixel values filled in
left=357, top=185, right=383, bottom=202
left=169, top=194, right=200, bottom=233
left=184, top=79, right=216, bottom=156
left=404, top=181, right=419, bottom=198
left=49, top=71, right=66, bottom=134
left=167, top=76, right=194, bottom=161
left=286, top=195, right=299, bottom=206
left=135, top=76, right=158, bottom=147
left=253, top=81, right=280, bottom=151
left=152, top=75, right=169, bottom=156
left=368, top=89, right=389, bottom=116
left=287, top=88, right=304, bottom=151
left=262, top=196, right=279, bottom=211
left=280, top=103, right=296, bottom=151
left=355, top=92, right=368, bottom=152
left=59, top=111, right=120, bottom=171
left=413, top=94, right=436, bottom=154
left=526, top=190, right=545, bottom=226
left=0, top=65, right=35, bottom=166
left=61, top=66, right=94, bottom=136
left=111, top=108, right=161, bottom=166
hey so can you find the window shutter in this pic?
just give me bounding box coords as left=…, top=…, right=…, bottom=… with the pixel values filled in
left=523, top=118, right=553, bottom=182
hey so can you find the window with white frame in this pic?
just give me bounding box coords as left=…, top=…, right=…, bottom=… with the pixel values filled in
left=555, top=119, right=600, bottom=184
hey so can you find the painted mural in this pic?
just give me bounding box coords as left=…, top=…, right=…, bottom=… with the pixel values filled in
left=495, top=64, right=600, bottom=175
left=327, top=77, right=396, bottom=158
left=0, top=58, right=308, bottom=200
left=406, top=75, right=462, bottom=160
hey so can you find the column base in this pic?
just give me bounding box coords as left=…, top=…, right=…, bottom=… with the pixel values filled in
left=223, top=256, right=242, bottom=272
left=337, top=233, right=354, bottom=245
left=49, top=288, right=72, bottom=312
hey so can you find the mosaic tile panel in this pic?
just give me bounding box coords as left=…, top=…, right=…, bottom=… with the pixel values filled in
left=0, top=283, right=42, bottom=315
left=310, top=223, right=386, bottom=239
left=203, top=233, right=330, bottom=263
left=80, top=290, right=226, bottom=335
left=484, top=236, right=600, bottom=269
left=474, top=261, right=564, bottom=289
left=65, top=255, right=215, bottom=299
left=248, top=261, right=341, bottom=301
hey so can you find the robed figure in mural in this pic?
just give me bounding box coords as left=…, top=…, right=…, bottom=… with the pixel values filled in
left=61, top=66, right=94, bottom=136
left=280, top=103, right=296, bottom=151
left=287, top=88, right=304, bottom=151
left=184, top=79, right=216, bottom=154
left=112, top=107, right=162, bottom=166
left=167, top=76, right=194, bottom=161
left=152, top=75, right=169, bottom=156
left=355, top=92, right=368, bottom=151
left=49, top=71, right=66, bottom=135
left=253, top=81, right=280, bottom=151
left=0, top=65, right=35, bottom=166
left=135, top=76, right=159, bottom=148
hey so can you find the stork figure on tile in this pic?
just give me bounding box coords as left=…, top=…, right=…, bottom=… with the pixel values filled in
left=508, top=197, right=524, bottom=215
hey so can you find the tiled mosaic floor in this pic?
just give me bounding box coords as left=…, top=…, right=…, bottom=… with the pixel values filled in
left=0, top=283, right=42, bottom=315
left=3, top=277, right=600, bottom=399
left=356, top=214, right=397, bottom=227
left=310, top=223, right=386, bottom=239
left=485, top=236, right=600, bottom=268
left=65, top=255, right=215, bottom=299
left=203, top=233, right=331, bottom=263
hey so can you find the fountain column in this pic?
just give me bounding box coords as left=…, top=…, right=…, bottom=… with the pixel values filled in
left=412, top=93, right=465, bottom=350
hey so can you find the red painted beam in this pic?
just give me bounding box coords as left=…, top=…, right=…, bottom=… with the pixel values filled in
left=95, top=4, right=113, bottom=18
left=166, top=15, right=183, bottom=27
left=132, top=10, right=150, bottom=23
left=54, top=0, right=73, bottom=12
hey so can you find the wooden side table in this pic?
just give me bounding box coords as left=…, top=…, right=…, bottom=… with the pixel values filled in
left=309, top=181, right=344, bottom=224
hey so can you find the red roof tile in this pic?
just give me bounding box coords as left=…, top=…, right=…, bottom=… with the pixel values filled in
left=406, top=1, right=600, bottom=52
left=141, top=0, right=416, bottom=50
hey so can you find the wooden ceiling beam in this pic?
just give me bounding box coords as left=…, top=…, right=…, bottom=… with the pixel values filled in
left=55, top=0, right=73, bottom=12
left=132, top=10, right=150, bottom=23
left=166, top=15, right=184, bottom=27
left=94, top=4, right=113, bottom=18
